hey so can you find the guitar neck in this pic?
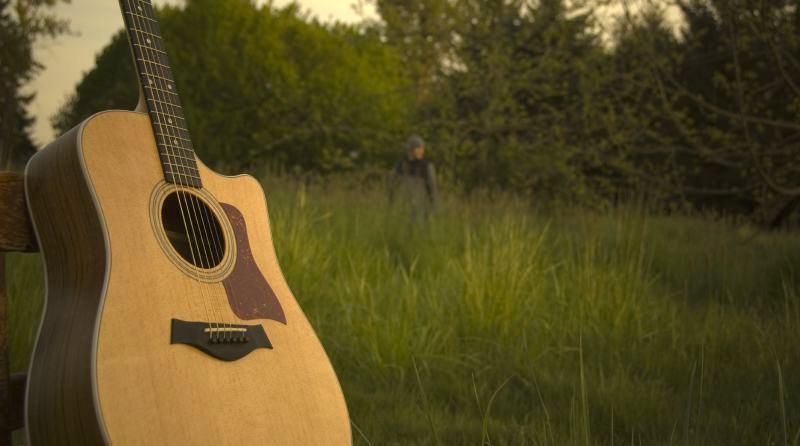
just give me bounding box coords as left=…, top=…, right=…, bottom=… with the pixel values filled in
left=119, top=0, right=202, bottom=188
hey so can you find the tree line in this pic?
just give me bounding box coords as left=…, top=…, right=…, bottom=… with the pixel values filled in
left=4, top=0, right=800, bottom=224
left=372, top=0, right=799, bottom=223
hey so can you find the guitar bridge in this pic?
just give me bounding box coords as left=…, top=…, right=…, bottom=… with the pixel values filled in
left=170, top=319, right=272, bottom=361
left=204, top=326, right=248, bottom=343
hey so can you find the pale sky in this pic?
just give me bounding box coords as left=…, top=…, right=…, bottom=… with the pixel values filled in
left=28, top=0, right=377, bottom=145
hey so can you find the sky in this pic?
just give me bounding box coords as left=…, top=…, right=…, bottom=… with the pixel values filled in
left=27, top=0, right=377, bottom=145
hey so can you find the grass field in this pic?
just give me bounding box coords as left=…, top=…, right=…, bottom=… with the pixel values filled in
left=7, top=177, right=800, bottom=444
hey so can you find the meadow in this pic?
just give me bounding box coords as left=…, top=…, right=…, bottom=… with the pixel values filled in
left=7, top=177, right=800, bottom=445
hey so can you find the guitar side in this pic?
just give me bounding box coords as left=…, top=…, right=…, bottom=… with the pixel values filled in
left=25, top=110, right=351, bottom=444
left=25, top=117, right=109, bottom=444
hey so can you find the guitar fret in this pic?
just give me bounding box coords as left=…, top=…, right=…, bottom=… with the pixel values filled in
left=144, top=85, right=178, bottom=97
left=166, top=180, right=202, bottom=187
left=147, top=106, right=188, bottom=120
left=162, top=160, right=199, bottom=170
left=157, top=139, right=191, bottom=151
left=140, top=71, right=171, bottom=82
left=147, top=95, right=181, bottom=109
left=155, top=132, right=191, bottom=143
left=155, top=131, right=188, bottom=147
left=132, top=33, right=163, bottom=47
left=151, top=111, right=185, bottom=123
left=133, top=42, right=164, bottom=56
left=162, top=166, right=199, bottom=176
left=162, top=169, right=201, bottom=180
left=161, top=151, right=196, bottom=162
left=162, top=173, right=201, bottom=188
left=162, top=156, right=196, bottom=167
left=155, top=135, right=193, bottom=149
left=162, top=168, right=199, bottom=178
left=130, top=31, right=163, bottom=47
left=154, top=121, right=190, bottom=135
left=133, top=43, right=167, bottom=55
left=150, top=107, right=186, bottom=127
left=162, top=164, right=199, bottom=174
left=136, top=58, right=172, bottom=71
left=160, top=153, right=196, bottom=162
left=158, top=141, right=193, bottom=151
left=162, top=167, right=197, bottom=175
left=147, top=97, right=182, bottom=109
left=158, top=143, right=194, bottom=154
left=130, top=27, right=161, bottom=40
left=156, top=136, right=193, bottom=150
left=140, top=74, right=175, bottom=91
left=137, top=56, right=170, bottom=72
left=124, top=11, right=156, bottom=23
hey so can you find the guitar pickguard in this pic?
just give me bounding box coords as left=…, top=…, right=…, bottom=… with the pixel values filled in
left=220, top=203, right=287, bottom=324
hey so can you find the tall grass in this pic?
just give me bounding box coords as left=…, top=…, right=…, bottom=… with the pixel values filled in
left=7, top=177, right=799, bottom=444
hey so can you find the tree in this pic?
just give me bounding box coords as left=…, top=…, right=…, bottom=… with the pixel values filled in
left=371, top=0, right=799, bottom=219
left=53, top=0, right=412, bottom=174
left=51, top=30, right=138, bottom=136
left=374, top=0, right=611, bottom=202
left=369, top=0, right=457, bottom=106
left=0, top=0, right=69, bottom=170
left=610, top=0, right=800, bottom=222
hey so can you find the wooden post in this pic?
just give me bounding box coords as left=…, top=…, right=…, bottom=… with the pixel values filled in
left=0, top=254, right=7, bottom=446
left=0, top=171, right=38, bottom=443
left=0, top=172, right=36, bottom=252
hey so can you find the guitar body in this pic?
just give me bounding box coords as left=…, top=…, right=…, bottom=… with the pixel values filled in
left=25, top=110, right=350, bottom=444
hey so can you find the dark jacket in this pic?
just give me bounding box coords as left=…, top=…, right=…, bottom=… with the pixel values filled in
left=391, top=158, right=438, bottom=204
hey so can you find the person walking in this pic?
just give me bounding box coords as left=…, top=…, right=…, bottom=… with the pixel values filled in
left=389, top=135, right=438, bottom=222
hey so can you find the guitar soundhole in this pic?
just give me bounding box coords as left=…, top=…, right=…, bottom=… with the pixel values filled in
left=161, top=191, right=226, bottom=269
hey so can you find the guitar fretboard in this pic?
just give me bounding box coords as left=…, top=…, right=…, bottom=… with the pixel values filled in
left=119, top=0, right=202, bottom=188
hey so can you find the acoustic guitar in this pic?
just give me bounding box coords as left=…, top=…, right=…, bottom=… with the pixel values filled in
left=23, top=0, right=350, bottom=443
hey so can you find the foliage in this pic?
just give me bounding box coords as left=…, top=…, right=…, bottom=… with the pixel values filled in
left=608, top=0, right=800, bottom=222
left=371, top=0, right=800, bottom=219
left=0, top=0, right=69, bottom=170
left=51, top=30, right=138, bottom=136
left=375, top=0, right=611, bottom=203
left=8, top=176, right=800, bottom=443
left=51, top=0, right=800, bottom=220
left=52, top=0, right=412, bottom=174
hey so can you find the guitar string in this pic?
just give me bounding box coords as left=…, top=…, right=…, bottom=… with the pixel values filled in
left=187, top=184, right=234, bottom=341
left=193, top=192, right=232, bottom=335
left=135, top=0, right=234, bottom=342
left=126, top=0, right=222, bottom=338
left=123, top=0, right=213, bottom=330
left=130, top=0, right=226, bottom=339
